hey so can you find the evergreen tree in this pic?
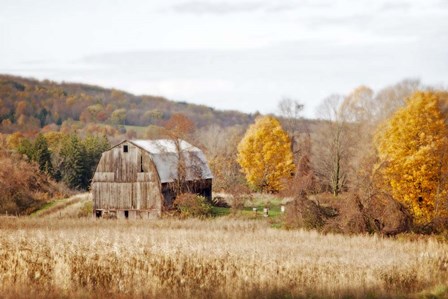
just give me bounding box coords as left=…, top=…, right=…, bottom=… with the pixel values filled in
left=60, top=135, right=86, bottom=190
left=82, top=135, right=110, bottom=188
left=36, top=108, right=49, bottom=127
left=17, top=138, right=33, bottom=160
left=32, top=134, right=53, bottom=175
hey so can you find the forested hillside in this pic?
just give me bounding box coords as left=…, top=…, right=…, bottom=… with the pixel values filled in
left=0, top=74, right=257, bottom=134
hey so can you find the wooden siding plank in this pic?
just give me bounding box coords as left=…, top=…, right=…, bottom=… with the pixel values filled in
left=92, top=143, right=172, bottom=216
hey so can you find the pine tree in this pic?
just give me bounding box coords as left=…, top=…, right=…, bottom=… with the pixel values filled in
left=32, top=134, right=53, bottom=175
left=82, top=135, right=110, bottom=188
left=17, top=138, right=33, bottom=161
left=60, top=135, right=86, bottom=190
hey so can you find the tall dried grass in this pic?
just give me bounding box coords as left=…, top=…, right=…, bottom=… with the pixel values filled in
left=0, top=218, right=447, bottom=298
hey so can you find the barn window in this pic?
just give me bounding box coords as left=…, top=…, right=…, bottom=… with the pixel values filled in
left=123, top=145, right=128, bottom=153
left=124, top=210, right=129, bottom=219
left=140, top=156, right=143, bottom=172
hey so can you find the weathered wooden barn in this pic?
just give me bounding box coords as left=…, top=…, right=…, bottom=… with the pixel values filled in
left=92, top=139, right=213, bottom=219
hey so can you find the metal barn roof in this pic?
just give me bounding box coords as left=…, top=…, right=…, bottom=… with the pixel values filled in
left=129, top=139, right=213, bottom=183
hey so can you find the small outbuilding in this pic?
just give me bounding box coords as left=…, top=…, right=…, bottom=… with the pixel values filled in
left=91, top=139, right=213, bottom=219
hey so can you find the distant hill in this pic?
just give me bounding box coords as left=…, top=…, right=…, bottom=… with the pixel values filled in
left=0, top=74, right=258, bottom=134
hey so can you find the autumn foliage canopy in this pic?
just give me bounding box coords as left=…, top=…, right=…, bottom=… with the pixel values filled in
left=237, top=116, right=294, bottom=192
left=375, top=91, right=448, bottom=224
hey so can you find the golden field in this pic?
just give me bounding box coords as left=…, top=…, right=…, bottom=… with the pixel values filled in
left=0, top=218, right=447, bottom=298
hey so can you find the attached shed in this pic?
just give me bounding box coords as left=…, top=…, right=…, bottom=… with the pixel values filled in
left=92, top=139, right=213, bottom=219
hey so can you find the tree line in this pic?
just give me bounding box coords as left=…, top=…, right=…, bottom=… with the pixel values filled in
left=234, top=81, right=448, bottom=227
left=11, top=133, right=109, bottom=190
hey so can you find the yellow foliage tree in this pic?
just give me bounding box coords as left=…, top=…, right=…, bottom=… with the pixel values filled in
left=237, top=116, right=295, bottom=192
left=374, top=91, right=448, bottom=224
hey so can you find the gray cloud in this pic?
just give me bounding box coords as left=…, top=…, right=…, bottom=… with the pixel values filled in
left=170, top=0, right=339, bottom=15
left=380, top=1, right=412, bottom=12
left=170, top=0, right=314, bottom=14
left=264, top=3, right=298, bottom=13
left=172, top=1, right=265, bottom=14
left=306, top=14, right=374, bottom=30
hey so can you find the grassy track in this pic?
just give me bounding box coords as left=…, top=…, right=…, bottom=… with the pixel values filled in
left=31, top=193, right=92, bottom=218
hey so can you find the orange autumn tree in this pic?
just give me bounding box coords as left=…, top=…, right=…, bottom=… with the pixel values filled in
left=237, top=116, right=294, bottom=192
left=374, top=91, right=448, bottom=224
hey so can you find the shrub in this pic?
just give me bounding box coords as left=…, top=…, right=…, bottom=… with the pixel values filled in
left=364, top=193, right=412, bottom=235
left=412, top=217, right=448, bottom=235
left=211, top=196, right=230, bottom=208
left=78, top=201, right=93, bottom=218
left=173, top=193, right=213, bottom=218
left=284, top=192, right=325, bottom=230
left=0, top=150, right=66, bottom=215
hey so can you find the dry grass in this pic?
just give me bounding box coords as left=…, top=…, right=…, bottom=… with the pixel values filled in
left=32, top=193, right=91, bottom=218
left=0, top=218, right=447, bottom=298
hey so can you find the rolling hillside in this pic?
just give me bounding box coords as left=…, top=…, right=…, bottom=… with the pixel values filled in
left=0, top=74, right=258, bottom=134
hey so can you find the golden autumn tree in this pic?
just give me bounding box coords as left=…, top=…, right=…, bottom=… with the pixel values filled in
left=237, top=116, right=295, bottom=192
left=374, top=91, right=448, bottom=224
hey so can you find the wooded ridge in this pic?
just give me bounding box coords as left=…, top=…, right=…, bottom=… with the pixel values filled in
left=0, top=74, right=257, bottom=133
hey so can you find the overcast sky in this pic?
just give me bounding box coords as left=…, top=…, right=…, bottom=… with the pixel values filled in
left=1, top=0, right=447, bottom=118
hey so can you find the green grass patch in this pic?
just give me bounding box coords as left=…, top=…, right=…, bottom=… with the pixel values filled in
left=30, top=199, right=63, bottom=217
left=211, top=206, right=230, bottom=217
left=238, top=195, right=286, bottom=227
left=240, top=205, right=283, bottom=219
left=30, top=195, right=87, bottom=218
left=209, top=196, right=284, bottom=221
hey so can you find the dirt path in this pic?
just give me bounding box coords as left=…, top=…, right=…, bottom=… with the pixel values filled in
left=33, top=193, right=92, bottom=218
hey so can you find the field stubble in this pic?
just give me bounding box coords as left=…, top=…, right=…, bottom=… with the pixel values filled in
left=0, top=218, right=447, bottom=298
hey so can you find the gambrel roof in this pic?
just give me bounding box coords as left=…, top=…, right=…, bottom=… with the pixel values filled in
left=127, top=139, right=213, bottom=183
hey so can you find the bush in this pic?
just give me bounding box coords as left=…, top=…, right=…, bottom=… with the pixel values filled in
left=284, top=192, right=326, bottom=230
left=365, top=193, right=412, bottom=235
left=78, top=201, right=93, bottom=218
left=173, top=193, right=213, bottom=219
left=211, top=196, right=230, bottom=208
left=285, top=192, right=400, bottom=234
left=0, top=150, right=66, bottom=215
left=412, top=217, right=448, bottom=235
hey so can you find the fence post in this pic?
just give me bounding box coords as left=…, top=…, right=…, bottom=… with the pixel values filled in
left=263, top=207, right=269, bottom=217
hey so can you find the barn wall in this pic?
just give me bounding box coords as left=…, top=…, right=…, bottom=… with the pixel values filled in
left=92, top=143, right=163, bottom=217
